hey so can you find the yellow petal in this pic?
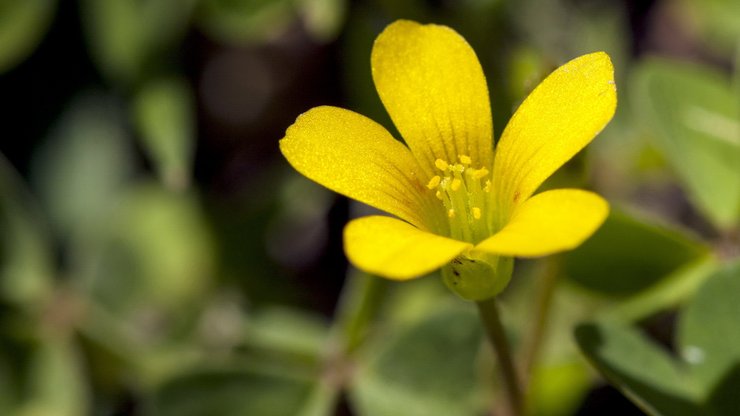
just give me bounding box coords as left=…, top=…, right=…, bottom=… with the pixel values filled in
left=344, top=215, right=472, bottom=280
left=280, top=106, right=438, bottom=229
left=371, top=20, right=493, bottom=177
left=492, top=52, right=616, bottom=219
left=474, top=189, right=609, bottom=257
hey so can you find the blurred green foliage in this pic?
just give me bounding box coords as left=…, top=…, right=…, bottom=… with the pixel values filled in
left=0, top=0, right=738, bottom=415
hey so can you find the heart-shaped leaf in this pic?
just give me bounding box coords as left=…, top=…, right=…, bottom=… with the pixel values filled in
left=576, top=322, right=700, bottom=416
left=577, top=262, right=740, bottom=415
left=631, top=59, right=740, bottom=229
left=678, top=262, right=740, bottom=411
left=564, top=210, right=709, bottom=297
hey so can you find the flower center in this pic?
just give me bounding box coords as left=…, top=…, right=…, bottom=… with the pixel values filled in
left=426, top=155, right=492, bottom=243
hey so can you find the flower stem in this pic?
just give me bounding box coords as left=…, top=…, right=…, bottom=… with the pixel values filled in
left=335, top=271, right=388, bottom=353
left=477, top=297, right=524, bottom=416
left=523, top=258, right=560, bottom=383
left=299, top=271, right=387, bottom=416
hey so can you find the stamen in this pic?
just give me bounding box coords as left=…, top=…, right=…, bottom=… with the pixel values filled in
left=426, top=156, right=493, bottom=243
left=450, top=178, right=462, bottom=191
left=435, top=159, right=449, bottom=171
left=472, top=168, right=489, bottom=180
left=427, top=175, right=441, bottom=189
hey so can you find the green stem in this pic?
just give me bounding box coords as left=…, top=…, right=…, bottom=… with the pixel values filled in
left=298, top=272, right=387, bottom=416
left=335, top=271, right=388, bottom=354
left=477, top=297, right=524, bottom=416
left=523, top=259, right=560, bottom=383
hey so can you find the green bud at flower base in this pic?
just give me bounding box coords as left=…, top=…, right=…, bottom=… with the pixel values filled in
left=442, top=253, right=513, bottom=301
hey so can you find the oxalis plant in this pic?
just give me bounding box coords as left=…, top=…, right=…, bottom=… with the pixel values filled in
left=281, top=20, right=616, bottom=415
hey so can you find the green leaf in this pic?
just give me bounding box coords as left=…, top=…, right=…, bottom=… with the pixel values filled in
left=705, top=363, right=740, bottom=416
left=31, top=92, right=133, bottom=240
left=148, top=368, right=312, bottom=416
left=575, top=322, right=701, bottom=416
left=677, top=0, right=740, bottom=54
left=564, top=210, right=709, bottom=296
left=604, top=255, right=717, bottom=323
left=298, top=0, right=347, bottom=42
left=0, top=350, right=18, bottom=413
left=350, top=305, right=484, bottom=416
left=133, top=77, right=195, bottom=191
left=631, top=59, right=740, bottom=229
left=678, top=262, right=740, bottom=398
left=15, top=338, right=89, bottom=416
left=576, top=263, right=740, bottom=415
left=80, top=0, right=196, bottom=84
left=527, top=359, right=590, bottom=416
left=0, top=0, right=57, bottom=73
left=0, top=154, right=53, bottom=306
left=90, top=183, right=214, bottom=311
left=196, top=0, right=294, bottom=44
left=244, top=307, right=328, bottom=365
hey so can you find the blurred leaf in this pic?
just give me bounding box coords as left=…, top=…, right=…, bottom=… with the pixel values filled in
left=678, top=0, right=740, bottom=54
left=527, top=359, right=590, bottom=416
left=91, top=183, right=214, bottom=311
left=705, top=364, right=740, bottom=416
left=245, top=307, right=328, bottom=363
left=631, top=59, right=740, bottom=229
left=133, top=77, right=195, bottom=191
left=196, top=0, right=294, bottom=44
left=678, top=262, right=740, bottom=395
left=0, top=349, right=19, bottom=414
left=575, top=321, right=701, bottom=416
left=577, top=263, right=740, bottom=415
left=350, top=305, right=484, bottom=416
left=148, top=368, right=312, bottom=416
left=506, top=46, right=548, bottom=105
left=15, top=338, right=89, bottom=416
left=31, top=92, right=133, bottom=241
left=0, top=0, right=56, bottom=73
left=296, top=381, right=340, bottom=416
left=512, top=0, right=629, bottom=69
left=80, top=0, right=196, bottom=84
left=0, top=154, right=53, bottom=306
left=605, top=255, right=717, bottom=323
left=298, top=0, right=347, bottom=42
left=564, top=210, right=709, bottom=296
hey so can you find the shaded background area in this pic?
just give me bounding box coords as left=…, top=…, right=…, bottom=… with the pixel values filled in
left=0, top=0, right=738, bottom=415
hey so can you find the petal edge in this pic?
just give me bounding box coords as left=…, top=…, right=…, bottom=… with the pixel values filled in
left=475, top=189, right=609, bottom=257
left=372, top=20, right=494, bottom=177
left=344, top=215, right=472, bottom=280
left=280, top=106, right=434, bottom=228
left=492, top=52, right=616, bottom=219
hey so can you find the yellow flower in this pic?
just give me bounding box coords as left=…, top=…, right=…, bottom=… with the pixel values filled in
left=280, top=20, right=616, bottom=300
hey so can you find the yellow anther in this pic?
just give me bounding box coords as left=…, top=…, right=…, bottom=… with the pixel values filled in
left=435, top=190, right=444, bottom=200
left=448, top=209, right=456, bottom=218
left=427, top=175, right=441, bottom=189
left=435, top=159, right=449, bottom=171
left=472, top=207, right=482, bottom=219
left=452, top=163, right=465, bottom=173
left=450, top=178, right=462, bottom=191
left=484, top=180, right=491, bottom=193
left=472, top=168, right=489, bottom=180
left=459, top=155, right=472, bottom=165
